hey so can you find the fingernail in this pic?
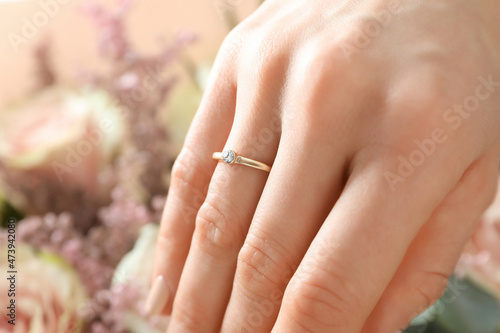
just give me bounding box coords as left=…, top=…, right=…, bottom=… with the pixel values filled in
left=145, top=275, right=169, bottom=316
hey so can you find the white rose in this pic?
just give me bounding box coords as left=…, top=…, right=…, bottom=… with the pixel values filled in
left=0, top=244, right=87, bottom=332
left=112, top=223, right=169, bottom=333
left=0, top=88, right=125, bottom=224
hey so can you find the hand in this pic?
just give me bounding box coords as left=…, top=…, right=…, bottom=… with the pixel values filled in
left=148, top=0, right=500, bottom=331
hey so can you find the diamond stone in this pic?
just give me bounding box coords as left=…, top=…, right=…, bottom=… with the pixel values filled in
left=222, top=150, right=236, bottom=164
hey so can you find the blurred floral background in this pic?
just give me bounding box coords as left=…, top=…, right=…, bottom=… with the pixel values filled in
left=0, top=0, right=499, bottom=332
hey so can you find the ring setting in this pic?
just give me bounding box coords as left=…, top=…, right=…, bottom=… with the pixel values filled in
left=221, top=150, right=237, bottom=164
left=212, top=149, right=271, bottom=172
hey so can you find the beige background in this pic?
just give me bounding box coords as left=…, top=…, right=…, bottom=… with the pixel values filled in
left=0, top=0, right=259, bottom=107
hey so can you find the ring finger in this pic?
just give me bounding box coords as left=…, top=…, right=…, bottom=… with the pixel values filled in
left=167, top=66, right=283, bottom=332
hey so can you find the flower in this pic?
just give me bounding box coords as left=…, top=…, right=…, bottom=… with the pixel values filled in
left=111, top=223, right=169, bottom=333
left=0, top=87, right=125, bottom=228
left=79, top=223, right=168, bottom=332
left=460, top=178, right=500, bottom=300
left=0, top=245, right=87, bottom=333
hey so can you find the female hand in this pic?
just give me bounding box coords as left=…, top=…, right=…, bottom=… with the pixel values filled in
left=149, top=0, right=500, bottom=331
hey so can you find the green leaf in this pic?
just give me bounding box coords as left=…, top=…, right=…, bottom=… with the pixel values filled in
left=0, top=197, right=24, bottom=228
left=434, top=276, right=500, bottom=333
left=405, top=321, right=449, bottom=333
left=406, top=275, right=500, bottom=333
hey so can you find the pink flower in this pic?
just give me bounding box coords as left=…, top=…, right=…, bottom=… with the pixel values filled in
left=0, top=88, right=125, bottom=228
left=0, top=245, right=87, bottom=333
left=460, top=178, right=500, bottom=299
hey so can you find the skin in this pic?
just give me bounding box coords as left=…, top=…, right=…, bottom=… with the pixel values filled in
left=152, top=0, right=500, bottom=332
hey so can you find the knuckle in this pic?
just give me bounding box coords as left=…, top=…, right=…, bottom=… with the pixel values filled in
left=170, top=146, right=209, bottom=200
left=156, top=229, right=187, bottom=257
left=291, top=40, right=356, bottom=127
left=251, top=34, right=288, bottom=78
left=218, top=27, right=246, bottom=61
left=167, top=147, right=209, bottom=223
left=370, top=79, right=454, bottom=157
left=237, top=35, right=289, bottom=111
left=297, top=52, right=340, bottom=105
left=211, top=28, right=245, bottom=80
left=194, top=197, right=244, bottom=256
left=170, top=151, right=195, bottom=189
left=172, top=299, right=205, bottom=331
left=236, top=231, right=293, bottom=296
left=298, top=34, right=353, bottom=84
left=287, top=279, right=353, bottom=329
left=388, top=69, right=451, bottom=120
left=413, top=270, right=450, bottom=309
left=285, top=262, right=362, bottom=330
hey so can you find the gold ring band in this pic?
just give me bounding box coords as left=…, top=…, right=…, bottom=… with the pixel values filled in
left=212, top=150, right=271, bottom=172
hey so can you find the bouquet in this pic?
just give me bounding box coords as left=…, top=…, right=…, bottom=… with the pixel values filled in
left=0, top=1, right=498, bottom=332
left=0, top=1, right=200, bottom=332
